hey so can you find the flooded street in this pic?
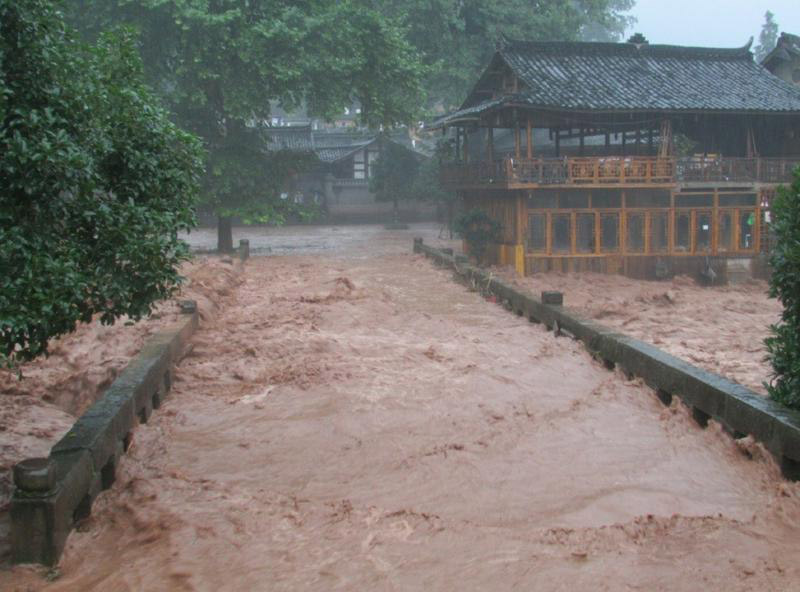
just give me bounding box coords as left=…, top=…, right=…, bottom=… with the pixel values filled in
left=4, top=226, right=800, bottom=591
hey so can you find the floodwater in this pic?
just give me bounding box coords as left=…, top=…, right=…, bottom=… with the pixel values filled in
left=4, top=225, right=800, bottom=590
left=500, top=270, right=781, bottom=395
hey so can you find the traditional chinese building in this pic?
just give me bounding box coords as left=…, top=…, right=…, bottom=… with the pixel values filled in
left=762, top=32, right=800, bottom=86
left=434, top=37, right=800, bottom=278
left=264, top=127, right=433, bottom=223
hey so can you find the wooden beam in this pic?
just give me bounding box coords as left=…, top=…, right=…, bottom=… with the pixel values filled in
left=526, top=118, right=533, bottom=159
left=488, top=126, right=494, bottom=161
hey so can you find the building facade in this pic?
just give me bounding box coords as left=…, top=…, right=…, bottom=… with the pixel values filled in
left=266, top=127, right=435, bottom=223
left=435, top=38, right=800, bottom=279
left=762, top=32, right=800, bottom=86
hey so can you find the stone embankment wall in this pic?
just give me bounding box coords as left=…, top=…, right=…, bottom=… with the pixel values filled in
left=414, top=238, right=800, bottom=481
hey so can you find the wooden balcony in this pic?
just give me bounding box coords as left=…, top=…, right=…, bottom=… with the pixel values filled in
left=442, top=156, right=800, bottom=189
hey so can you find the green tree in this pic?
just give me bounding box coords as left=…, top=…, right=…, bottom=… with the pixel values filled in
left=765, top=168, right=800, bottom=409
left=379, top=0, right=635, bottom=110
left=454, top=209, right=502, bottom=266
left=370, top=138, right=422, bottom=223
left=754, top=10, right=779, bottom=63
left=68, top=0, right=426, bottom=251
left=411, top=140, right=457, bottom=235
left=1, top=0, right=203, bottom=364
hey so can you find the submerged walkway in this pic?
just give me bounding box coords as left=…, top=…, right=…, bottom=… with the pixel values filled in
left=7, top=227, right=800, bottom=590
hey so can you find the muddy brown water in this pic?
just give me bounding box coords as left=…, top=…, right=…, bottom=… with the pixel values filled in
left=3, top=226, right=800, bottom=590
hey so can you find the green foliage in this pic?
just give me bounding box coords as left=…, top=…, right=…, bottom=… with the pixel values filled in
left=370, top=139, right=422, bottom=214
left=754, top=10, right=779, bottom=63
left=67, top=1, right=427, bottom=245
left=765, top=167, right=800, bottom=408
left=411, top=140, right=456, bottom=204
left=454, top=209, right=502, bottom=265
left=0, top=0, right=203, bottom=364
left=380, top=0, right=635, bottom=110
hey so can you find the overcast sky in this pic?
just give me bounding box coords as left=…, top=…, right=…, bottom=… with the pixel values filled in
left=625, top=0, right=800, bottom=48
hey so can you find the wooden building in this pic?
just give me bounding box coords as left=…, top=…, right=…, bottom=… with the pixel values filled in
left=433, top=38, right=800, bottom=278
left=264, top=127, right=434, bottom=223
left=762, top=32, right=800, bottom=86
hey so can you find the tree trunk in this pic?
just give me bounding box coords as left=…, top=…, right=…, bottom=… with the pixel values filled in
left=217, top=216, right=233, bottom=253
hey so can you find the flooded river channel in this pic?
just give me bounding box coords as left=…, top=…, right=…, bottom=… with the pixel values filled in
left=4, top=225, right=800, bottom=591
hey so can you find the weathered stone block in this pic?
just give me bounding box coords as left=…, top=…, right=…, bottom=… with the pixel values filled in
left=51, top=410, right=118, bottom=472
left=541, top=291, right=563, bottom=305
left=13, top=458, right=55, bottom=493
left=11, top=450, right=92, bottom=565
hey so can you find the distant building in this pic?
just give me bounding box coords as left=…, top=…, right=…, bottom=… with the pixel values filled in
left=762, top=32, right=800, bottom=85
left=433, top=37, right=800, bottom=279
left=265, top=127, right=435, bottom=223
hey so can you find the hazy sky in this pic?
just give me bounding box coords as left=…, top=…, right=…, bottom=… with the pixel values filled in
left=625, top=0, right=800, bottom=48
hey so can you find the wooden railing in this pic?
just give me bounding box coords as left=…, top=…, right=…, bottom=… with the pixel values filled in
left=441, top=156, right=800, bottom=188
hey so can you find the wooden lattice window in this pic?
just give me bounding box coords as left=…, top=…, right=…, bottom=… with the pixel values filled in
left=528, top=213, right=547, bottom=253
left=626, top=213, right=645, bottom=253
left=649, top=212, right=668, bottom=253
left=718, top=211, right=735, bottom=252
left=739, top=210, right=756, bottom=250
left=552, top=214, right=571, bottom=254
left=675, top=212, right=691, bottom=253
left=576, top=213, right=595, bottom=253
left=600, top=213, right=619, bottom=253
left=695, top=211, right=712, bottom=253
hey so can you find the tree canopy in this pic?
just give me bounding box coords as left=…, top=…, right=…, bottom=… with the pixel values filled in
left=379, top=0, right=636, bottom=110
left=765, top=167, right=800, bottom=409
left=754, top=10, right=779, bottom=63
left=1, top=0, right=203, bottom=364
left=68, top=0, right=428, bottom=250
left=369, top=138, right=422, bottom=220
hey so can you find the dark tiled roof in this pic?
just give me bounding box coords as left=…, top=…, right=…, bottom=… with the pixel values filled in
left=316, top=144, right=371, bottom=163
left=265, top=126, right=314, bottom=152
left=762, top=32, right=800, bottom=68
left=312, top=131, right=375, bottom=163
left=499, top=39, right=800, bottom=112
left=435, top=40, right=800, bottom=126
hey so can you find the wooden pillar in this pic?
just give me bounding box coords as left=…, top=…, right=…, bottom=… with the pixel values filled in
left=487, top=126, right=494, bottom=161
left=515, top=123, right=521, bottom=160
left=526, top=118, right=533, bottom=159
left=463, top=128, right=469, bottom=163
left=712, top=188, right=719, bottom=254
left=555, top=128, right=560, bottom=157
left=579, top=128, right=585, bottom=156
left=455, top=128, right=461, bottom=161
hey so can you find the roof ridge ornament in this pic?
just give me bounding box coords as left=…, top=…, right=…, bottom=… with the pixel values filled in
left=627, top=32, right=649, bottom=48
left=496, top=33, right=510, bottom=51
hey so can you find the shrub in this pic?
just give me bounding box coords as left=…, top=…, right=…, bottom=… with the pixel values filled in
left=0, top=1, right=203, bottom=365
left=454, top=209, right=501, bottom=266
left=765, top=167, right=800, bottom=408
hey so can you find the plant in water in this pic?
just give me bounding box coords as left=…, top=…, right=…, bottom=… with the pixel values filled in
left=454, top=209, right=502, bottom=266
left=765, top=167, right=800, bottom=409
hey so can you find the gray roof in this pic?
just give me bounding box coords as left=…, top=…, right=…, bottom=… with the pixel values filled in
left=435, top=40, right=800, bottom=126
left=762, top=32, right=800, bottom=69
left=265, top=126, right=314, bottom=152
